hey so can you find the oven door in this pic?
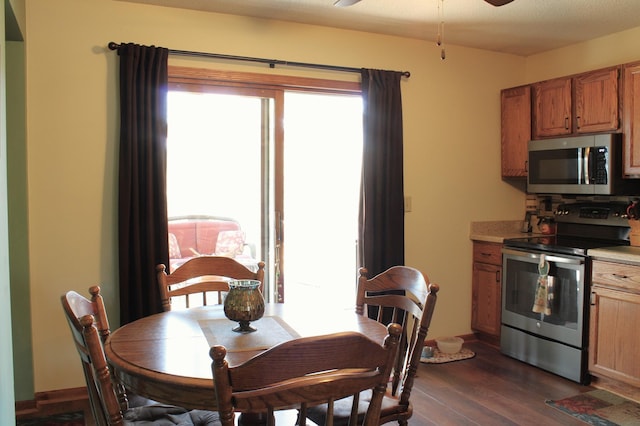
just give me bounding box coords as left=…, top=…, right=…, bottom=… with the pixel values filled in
left=501, top=247, right=588, bottom=348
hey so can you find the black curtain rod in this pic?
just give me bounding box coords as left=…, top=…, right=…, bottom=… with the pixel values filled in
left=108, top=42, right=410, bottom=78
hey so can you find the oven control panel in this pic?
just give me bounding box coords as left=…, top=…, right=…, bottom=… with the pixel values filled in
left=554, top=202, right=631, bottom=226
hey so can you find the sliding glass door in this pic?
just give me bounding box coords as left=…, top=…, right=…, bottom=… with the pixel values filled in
left=282, top=91, right=362, bottom=309
left=167, top=88, right=276, bottom=297
left=167, top=70, right=361, bottom=305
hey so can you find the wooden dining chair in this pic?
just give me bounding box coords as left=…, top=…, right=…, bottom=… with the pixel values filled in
left=307, top=266, right=439, bottom=426
left=61, top=287, right=221, bottom=426
left=211, top=323, right=403, bottom=426
left=156, top=256, right=266, bottom=311
left=61, top=286, right=123, bottom=421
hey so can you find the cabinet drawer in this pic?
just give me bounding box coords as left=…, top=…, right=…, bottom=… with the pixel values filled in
left=592, top=260, right=640, bottom=293
left=473, top=242, right=502, bottom=266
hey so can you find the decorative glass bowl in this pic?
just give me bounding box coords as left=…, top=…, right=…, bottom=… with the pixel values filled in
left=223, top=280, right=265, bottom=333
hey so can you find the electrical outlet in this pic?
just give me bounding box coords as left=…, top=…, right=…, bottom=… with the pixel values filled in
left=404, top=196, right=412, bottom=212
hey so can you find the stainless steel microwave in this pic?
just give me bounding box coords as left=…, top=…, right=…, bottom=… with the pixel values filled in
left=527, top=134, right=640, bottom=195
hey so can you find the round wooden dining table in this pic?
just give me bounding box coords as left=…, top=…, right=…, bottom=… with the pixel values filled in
left=105, top=303, right=388, bottom=411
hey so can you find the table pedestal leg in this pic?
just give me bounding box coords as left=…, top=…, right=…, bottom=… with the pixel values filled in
left=238, top=411, right=272, bottom=425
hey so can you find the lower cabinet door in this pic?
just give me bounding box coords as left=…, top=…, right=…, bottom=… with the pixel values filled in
left=472, top=262, right=502, bottom=338
left=589, top=285, right=640, bottom=387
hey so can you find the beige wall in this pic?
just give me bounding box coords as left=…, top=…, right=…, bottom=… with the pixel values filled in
left=525, top=26, right=640, bottom=83
left=20, top=0, right=640, bottom=393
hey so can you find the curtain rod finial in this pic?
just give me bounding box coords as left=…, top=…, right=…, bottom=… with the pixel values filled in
left=108, top=42, right=119, bottom=50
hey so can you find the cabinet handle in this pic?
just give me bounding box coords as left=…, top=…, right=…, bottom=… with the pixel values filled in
left=565, top=117, right=569, bottom=129
left=481, top=252, right=492, bottom=257
left=612, top=273, right=629, bottom=279
left=576, top=116, right=580, bottom=129
left=590, top=291, right=596, bottom=306
left=496, top=270, right=501, bottom=283
left=525, top=160, right=528, bottom=173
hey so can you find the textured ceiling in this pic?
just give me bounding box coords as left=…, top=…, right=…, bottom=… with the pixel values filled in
left=121, top=0, right=640, bottom=56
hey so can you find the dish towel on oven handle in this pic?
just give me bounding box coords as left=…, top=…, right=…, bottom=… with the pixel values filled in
left=532, top=254, right=552, bottom=315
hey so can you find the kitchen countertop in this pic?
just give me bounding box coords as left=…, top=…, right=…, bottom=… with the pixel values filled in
left=470, top=222, right=640, bottom=262
left=470, top=220, right=541, bottom=243
left=588, top=245, right=640, bottom=264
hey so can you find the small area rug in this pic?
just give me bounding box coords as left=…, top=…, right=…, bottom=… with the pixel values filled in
left=546, top=389, right=640, bottom=426
left=419, top=347, right=475, bottom=364
left=16, top=411, right=84, bottom=426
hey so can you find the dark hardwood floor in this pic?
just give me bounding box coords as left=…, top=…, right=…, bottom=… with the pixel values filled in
left=407, top=341, right=593, bottom=425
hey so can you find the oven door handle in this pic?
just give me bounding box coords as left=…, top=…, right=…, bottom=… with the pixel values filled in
left=502, top=248, right=584, bottom=266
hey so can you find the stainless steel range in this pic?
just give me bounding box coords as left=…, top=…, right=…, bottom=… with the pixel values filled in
left=501, top=201, right=631, bottom=384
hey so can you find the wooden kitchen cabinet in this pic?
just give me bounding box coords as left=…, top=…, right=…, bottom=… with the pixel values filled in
left=501, top=85, right=531, bottom=177
left=623, top=61, right=640, bottom=176
left=533, top=77, right=572, bottom=138
left=472, top=241, right=502, bottom=344
left=589, top=260, right=640, bottom=388
left=574, top=67, right=620, bottom=133
left=532, top=67, right=620, bottom=139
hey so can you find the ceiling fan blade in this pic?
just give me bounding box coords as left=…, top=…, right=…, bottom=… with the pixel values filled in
left=334, top=0, right=362, bottom=7
left=484, top=0, right=515, bottom=6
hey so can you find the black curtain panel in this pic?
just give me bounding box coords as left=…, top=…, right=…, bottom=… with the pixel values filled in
left=359, top=69, right=405, bottom=277
left=116, top=43, right=170, bottom=324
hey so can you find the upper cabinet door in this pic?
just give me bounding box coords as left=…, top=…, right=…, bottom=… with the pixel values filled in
left=623, top=62, right=640, bottom=177
left=575, top=67, right=620, bottom=134
left=501, top=85, right=531, bottom=178
left=533, top=77, right=572, bottom=138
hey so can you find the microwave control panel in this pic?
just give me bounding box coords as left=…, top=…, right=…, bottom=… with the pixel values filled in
left=592, top=146, right=608, bottom=184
